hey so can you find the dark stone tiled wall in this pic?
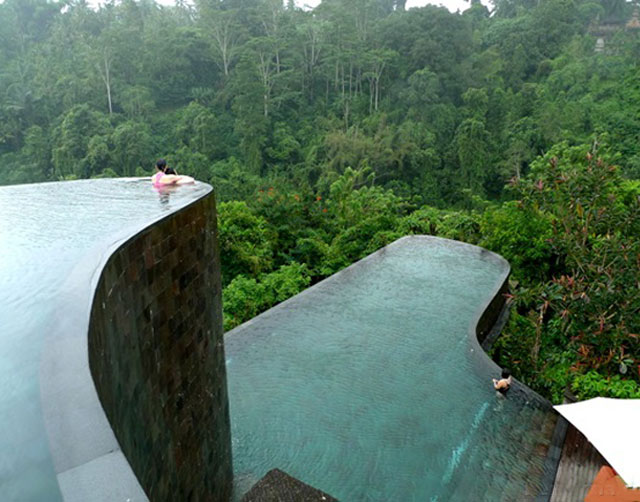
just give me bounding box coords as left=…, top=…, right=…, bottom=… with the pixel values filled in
left=475, top=275, right=509, bottom=346
left=88, top=193, right=232, bottom=501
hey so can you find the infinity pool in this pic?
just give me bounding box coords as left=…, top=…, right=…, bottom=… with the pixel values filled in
left=0, top=179, right=210, bottom=501
left=225, top=237, right=558, bottom=501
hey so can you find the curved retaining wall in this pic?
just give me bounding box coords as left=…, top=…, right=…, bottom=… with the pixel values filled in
left=474, top=273, right=509, bottom=346
left=86, top=191, right=232, bottom=501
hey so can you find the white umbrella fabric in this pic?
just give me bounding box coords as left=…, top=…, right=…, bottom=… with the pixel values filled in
left=554, top=397, right=640, bottom=488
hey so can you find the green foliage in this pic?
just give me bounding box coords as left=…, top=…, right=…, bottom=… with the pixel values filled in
left=120, top=86, right=155, bottom=120
left=538, top=354, right=574, bottom=404
left=398, top=205, right=482, bottom=243
left=4, top=0, right=630, bottom=197
left=572, top=371, right=640, bottom=400
left=110, top=120, right=153, bottom=176
left=479, top=201, right=554, bottom=283
left=174, top=102, right=220, bottom=159
left=210, top=157, right=263, bottom=202
left=262, top=262, right=312, bottom=305
left=222, top=275, right=263, bottom=331
left=493, top=143, right=640, bottom=401
left=217, top=201, right=276, bottom=284
left=454, top=118, right=490, bottom=196
left=249, top=185, right=318, bottom=260
left=222, top=263, right=311, bottom=331
left=51, top=104, right=111, bottom=179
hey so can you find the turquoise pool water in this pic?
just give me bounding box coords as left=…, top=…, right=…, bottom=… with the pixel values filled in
left=225, top=237, right=557, bottom=501
left=0, top=179, right=210, bottom=501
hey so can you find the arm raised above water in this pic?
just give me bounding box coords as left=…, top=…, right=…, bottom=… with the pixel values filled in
left=157, top=174, right=194, bottom=185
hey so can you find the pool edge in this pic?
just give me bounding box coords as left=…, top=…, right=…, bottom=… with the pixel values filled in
left=39, top=181, right=233, bottom=501
left=226, top=235, right=562, bottom=500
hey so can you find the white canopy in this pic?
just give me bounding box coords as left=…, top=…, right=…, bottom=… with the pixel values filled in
left=554, top=397, right=640, bottom=488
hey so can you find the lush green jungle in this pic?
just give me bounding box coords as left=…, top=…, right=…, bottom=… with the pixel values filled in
left=2, top=0, right=640, bottom=403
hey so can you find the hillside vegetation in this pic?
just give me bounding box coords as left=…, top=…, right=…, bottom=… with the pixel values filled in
left=2, top=0, right=640, bottom=402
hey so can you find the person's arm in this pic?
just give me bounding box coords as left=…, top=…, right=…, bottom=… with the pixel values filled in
left=159, top=174, right=180, bottom=185
left=175, top=175, right=195, bottom=185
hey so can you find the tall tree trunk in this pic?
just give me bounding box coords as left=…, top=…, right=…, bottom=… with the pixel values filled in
left=98, top=50, right=113, bottom=115
left=344, top=99, right=350, bottom=131
left=210, top=14, right=237, bottom=78
left=258, top=51, right=273, bottom=118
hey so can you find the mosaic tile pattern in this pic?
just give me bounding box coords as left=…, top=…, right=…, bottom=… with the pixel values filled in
left=476, top=277, right=508, bottom=345
left=88, top=193, right=232, bottom=501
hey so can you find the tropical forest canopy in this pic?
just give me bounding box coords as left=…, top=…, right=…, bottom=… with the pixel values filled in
left=2, top=0, right=640, bottom=403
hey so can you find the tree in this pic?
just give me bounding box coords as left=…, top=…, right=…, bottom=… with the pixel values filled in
left=363, top=48, right=396, bottom=113
left=198, top=3, right=243, bottom=77
left=97, top=46, right=115, bottom=115
left=494, top=143, right=640, bottom=401
left=231, top=53, right=269, bottom=173
left=454, top=118, right=490, bottom=196
left=51, top=104, right=111, bottom=179
left=222, top=263, right=310, bottom=331
left=110, top=120, right=153, bottom=176
left=257, top=0, right=287, bottom=74
left=249, top=37, right=277, bottom=118
left=174, top=101, right=218, bottom=156
left=297, top=13, right=326, bottom=101
left=22, top=125, right=51, bottom=180
left=120, top=86, right=155, bottom=120
left=217, top=201, right=276, bottom=284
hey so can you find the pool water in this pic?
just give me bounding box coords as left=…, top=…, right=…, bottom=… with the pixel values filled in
left=0, top=179, right=210, bottom=501
left=225, top=237, right=557, bottom=501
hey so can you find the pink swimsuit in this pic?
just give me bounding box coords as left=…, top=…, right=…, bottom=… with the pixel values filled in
left=152, top=172, right=164, bottom=187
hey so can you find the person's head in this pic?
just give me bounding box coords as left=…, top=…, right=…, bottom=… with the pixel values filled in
left=164, top=167, right=176, bottom=175
left=155, top=159, right=167, bottom=172
left=501, top=368, right=511, bottom=379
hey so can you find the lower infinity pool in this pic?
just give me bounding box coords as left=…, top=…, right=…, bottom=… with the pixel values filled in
left=225, top=237, right=558, bottom=501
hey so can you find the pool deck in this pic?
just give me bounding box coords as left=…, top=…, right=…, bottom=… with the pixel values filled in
left=549, top=423, right=608, bottom=502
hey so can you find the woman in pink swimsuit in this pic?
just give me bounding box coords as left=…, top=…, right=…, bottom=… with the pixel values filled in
left=152, top=159, right=194, bottom=187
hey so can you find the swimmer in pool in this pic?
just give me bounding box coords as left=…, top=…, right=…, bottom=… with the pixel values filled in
left=151, top=159, right=194, bottom=187
left=492, top=368, right=512, bottom=394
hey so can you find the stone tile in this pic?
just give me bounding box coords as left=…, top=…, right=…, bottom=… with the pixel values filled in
left=87, top=194, right=232, bottom=501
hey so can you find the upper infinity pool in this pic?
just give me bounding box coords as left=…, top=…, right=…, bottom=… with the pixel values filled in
left=225, top=236, right=558, bottom=501
left=0, top=179, right=210, bottom=500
